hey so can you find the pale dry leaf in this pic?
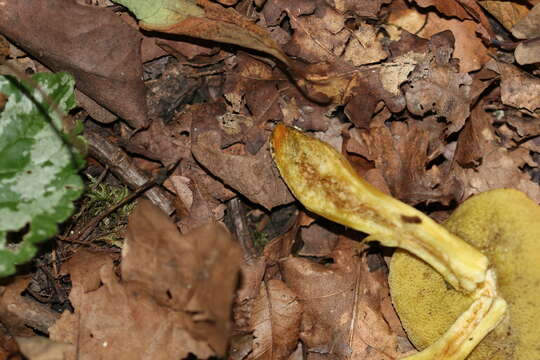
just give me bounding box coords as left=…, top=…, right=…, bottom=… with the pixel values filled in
left=16, top=336, right=74, bottom=360
left=248, top=280, right=302, bottom=360
left=497, top=62, right=540, bottom=113
left=511, top=2, right=540, bottom=39
left=343, top=24, right=388, bottom=66
left=123, top=200, right=242, bottom=355
left=479, top=1, right=529, bottom=32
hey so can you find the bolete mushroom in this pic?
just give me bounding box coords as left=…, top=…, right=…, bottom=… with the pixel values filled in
left=390, top=189, right=540, bottom=359
left=270, top=124, right=517, bottom=359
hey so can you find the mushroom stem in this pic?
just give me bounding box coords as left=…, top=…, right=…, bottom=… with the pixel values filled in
left=270, top=124, right=507, bottom=359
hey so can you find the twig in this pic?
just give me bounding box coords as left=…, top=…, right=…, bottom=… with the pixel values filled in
left=227, top=197, right=258, bottom=263
left=59, top=173, right=166, bottom=243
left=84, top=125, right=175, bottom=215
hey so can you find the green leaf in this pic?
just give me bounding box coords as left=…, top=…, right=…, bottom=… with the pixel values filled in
left=0, top=72, right=84, bottom=277
left=112, top=0, right=204, bottom=27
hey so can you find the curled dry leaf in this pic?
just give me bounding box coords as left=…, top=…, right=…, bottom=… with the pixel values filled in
left=405, top=31, right=473, bottom=134
left=192, top=130, right=294, bottom=210
left=511, top=2, right=540, bottom=39
left=281, top=238, right=413, bottom=359
left=49, top=261, right=215, bottom=360
left=50, top=200, right=242, bottom=359
left=248, top=280, right=302, bottom=360
left=496, top=62, right=540, bottom=113
left=0, top=0, right=148, bottom=128
left=418, top=14, right=490, bottom=72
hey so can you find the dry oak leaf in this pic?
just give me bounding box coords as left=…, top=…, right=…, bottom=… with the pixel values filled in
left=348, top=121, right=460, bottom=205
left=123, top=200, right=242, bottom=355
left=247, top=280, right=303, bottom=360
left=49, top=262, right=215, bottom=360
left=418, top=13, right=491, bottom=72
left=0, top=0, right=148, bottom=128
left=281, top=239, right=412, bottom=359
left=404, top=31, right=473, bottom=134
left=453, top=102, right=540, bottom=202
left=262, top=0, right=349, bottom=64
left=49, top=200, right=242, bottom=359
left=325, top=0, right=389, bottom=19
left=479, top=1, right=529, bottom=33
left=496, top=62, right=540, bottom=113
left=192, top=130, right=294, bottom=209
left=511, top=2, right=540, bottom=39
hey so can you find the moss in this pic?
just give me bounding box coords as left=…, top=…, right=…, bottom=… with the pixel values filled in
left=390, top=189, right=540, bottom=359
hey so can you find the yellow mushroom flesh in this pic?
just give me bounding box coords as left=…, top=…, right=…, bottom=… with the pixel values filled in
left=270, top=124, right=507, bottom=360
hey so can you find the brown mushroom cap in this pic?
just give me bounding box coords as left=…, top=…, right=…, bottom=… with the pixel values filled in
left=389, top=189, right=540, bottom=359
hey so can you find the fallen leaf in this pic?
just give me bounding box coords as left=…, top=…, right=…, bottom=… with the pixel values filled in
left=479, top=1, right=529, bottom=32
left=405, top=31, right=473, bottom=134
left=247, top=280, right=302, bottom=360
left=16, top=336, right=73, bottom=360
left=348, top=120, right=461, bottom=205
left=0, top=0, right=148, bottom=128
left=496, top=62, right=540, bottom=113
left=281, top=238, right=414, bottom=359
left=511, top=2, right=540, bottom=39
left=453, top=100, right=540, bottom=202
left=123, top=200, right=242, bottom=354
left=192, top=129, right=294, bottom=210
left=0, top=277, right=59, bottom=336
left=50, top=262, right=215, bottom=360
left=418, top=14, right=491, bottom=72
left=325, top=0, right=389, bottom=19
left=515, top=38, right=540, bottom=65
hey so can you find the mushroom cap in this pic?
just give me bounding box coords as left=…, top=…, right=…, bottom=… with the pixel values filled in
left=389, top=189, right=540, bottom=359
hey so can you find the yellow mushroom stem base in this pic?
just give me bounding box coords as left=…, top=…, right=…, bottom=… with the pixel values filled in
left=270, top=124, right=507, bottom=360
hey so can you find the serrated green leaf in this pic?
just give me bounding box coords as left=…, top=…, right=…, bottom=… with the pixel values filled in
left=0, top=72, right=84, bottom=277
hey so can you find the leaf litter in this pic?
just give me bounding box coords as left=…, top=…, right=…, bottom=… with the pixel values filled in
left=0, top=0, right=539, bottom=359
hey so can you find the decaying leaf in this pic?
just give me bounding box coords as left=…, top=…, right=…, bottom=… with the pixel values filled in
left=192, top=124, right=294, bottom=209
left=0, top=0, right=148, bottom=128
left=49, top=200, right=242, bottom=359
left=281, top=238, right=413, bottom=359
left=248, top=279, right=302, bottom=360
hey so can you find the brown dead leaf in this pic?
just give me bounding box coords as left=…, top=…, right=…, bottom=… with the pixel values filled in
left=496, top=62, right=540, bottom=113
left=281, top=238, right=414, bottom=359
left=0, top=277, right=59, bottom=337
left=60, top=250, right=115, bottom=293
left=0, top=0, right=148, bottom=128
left=347, top=120, right=461, bottom=205
left=138, top=0, right=293, bottom=69
left=0, top=322, right=21, bottom=360
left=412, top=0, right=471, bottom=19
left=479, top=1, right=529, bottom=32
left=511, top=2, right=540, bottom=39
left=16, top=336, right=73, bottom=360
left=325, top=0, right=389, bottom=19
left=342, top=23, right=388, bottom=66
left=50, top=200, right=242, bottom=359
left=192, top=129, right=294, bottom=210
left=263, top=0, right=349, bottom=64
left=123, top=200, right=242, bottom=354
left=453, top=100, right=540, bottom=202
left=405, top=31, right=473, bottom=134
left=50, top=262, right=215, bottom=360
left=515, top=38, right=540, bottom=65
left=418, top=14, right=490, bottom=72
left=247, top=280, right=302, bottom=360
